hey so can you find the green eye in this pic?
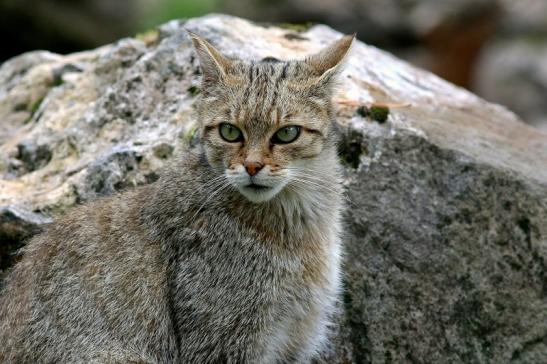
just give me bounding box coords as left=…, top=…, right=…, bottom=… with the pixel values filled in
left=272, top=126, right=301, bottom=144
left=219, top=123, right=243, bottom=142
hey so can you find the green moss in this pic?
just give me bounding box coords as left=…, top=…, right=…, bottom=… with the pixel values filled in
left=355, top=105, right=390, bottom=123
left=370, top=105, right=390, bottom=123
left=278, top=22, right=313, bottom=32
left=187, top=85, right=200, bottom=96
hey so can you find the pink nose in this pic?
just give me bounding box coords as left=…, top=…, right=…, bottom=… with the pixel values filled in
left=244, top=161, right=264, bottom=176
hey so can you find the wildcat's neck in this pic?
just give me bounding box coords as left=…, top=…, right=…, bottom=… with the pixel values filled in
left=222, top=147, right=343, bottom=244
left=228, top=186, right=342, bottom=247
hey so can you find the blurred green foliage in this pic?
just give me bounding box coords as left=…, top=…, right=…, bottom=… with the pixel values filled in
left=140, top=0, right=218, bottom=30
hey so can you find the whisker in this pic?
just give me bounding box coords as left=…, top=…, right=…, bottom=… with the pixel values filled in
left=288, top=175, right=357, bottom=208
left=289, top=179, right=341, bottom=198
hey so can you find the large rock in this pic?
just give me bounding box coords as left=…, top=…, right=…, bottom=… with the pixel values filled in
left=1, top=14, right=546, bottom=363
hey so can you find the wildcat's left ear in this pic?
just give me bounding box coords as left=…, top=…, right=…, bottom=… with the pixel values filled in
left=187, top=31, right=233, bottom=87
left=305, top=33, right=355, bottom=84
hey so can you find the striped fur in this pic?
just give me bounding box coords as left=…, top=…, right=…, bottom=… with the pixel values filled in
left=0, top=33, right=353, bottom=363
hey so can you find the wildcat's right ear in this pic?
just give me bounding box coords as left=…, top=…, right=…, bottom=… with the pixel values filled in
left=187, top=31, right=233, bottom=87
left=305, top=33, right=355, bottom=86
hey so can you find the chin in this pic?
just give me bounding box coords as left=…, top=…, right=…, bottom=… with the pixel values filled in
left=238, top=183, right=285, bottom=203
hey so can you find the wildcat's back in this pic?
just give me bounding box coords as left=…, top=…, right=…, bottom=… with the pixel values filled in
left=0, top=33, right=353, bottom=363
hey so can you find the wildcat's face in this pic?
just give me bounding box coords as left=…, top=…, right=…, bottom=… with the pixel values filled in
left=191, top=33, right=353, bottom=203
left=200, top=62, right=333, bottom=203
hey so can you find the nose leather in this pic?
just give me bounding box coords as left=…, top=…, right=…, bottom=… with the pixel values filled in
left=244, top=161, right=264, bottom=176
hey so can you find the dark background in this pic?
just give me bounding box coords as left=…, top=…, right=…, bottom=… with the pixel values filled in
left=2, top=0, right=546, bottom=131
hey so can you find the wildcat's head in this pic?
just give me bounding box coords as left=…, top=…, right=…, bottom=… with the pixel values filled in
left=190, top=32, right=353, bottom=203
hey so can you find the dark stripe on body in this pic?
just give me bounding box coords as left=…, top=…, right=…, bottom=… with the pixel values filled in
left=281, top=63, right=289, bottom=80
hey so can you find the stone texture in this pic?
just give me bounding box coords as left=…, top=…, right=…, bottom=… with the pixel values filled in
left=0, top=14, right=546, bottom=363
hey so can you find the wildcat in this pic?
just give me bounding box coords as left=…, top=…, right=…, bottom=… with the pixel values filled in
left=0, top=31, right=353, bottom=363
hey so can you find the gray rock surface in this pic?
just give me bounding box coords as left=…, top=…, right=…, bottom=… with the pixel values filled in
left=1, top=14, right=546, bottom=363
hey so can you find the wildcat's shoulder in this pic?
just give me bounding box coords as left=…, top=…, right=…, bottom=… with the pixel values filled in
left=0, top=151, right=207, bottom=291
left=0, top=149, right=204, bottom=294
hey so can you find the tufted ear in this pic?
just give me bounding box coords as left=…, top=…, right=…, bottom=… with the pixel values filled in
left=305, top=34, right=355, bottom=85
left=188, top=31, right=233, bottom=87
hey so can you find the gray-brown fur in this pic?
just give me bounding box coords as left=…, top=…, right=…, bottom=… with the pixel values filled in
left=0, top=33, right=353, bottom=363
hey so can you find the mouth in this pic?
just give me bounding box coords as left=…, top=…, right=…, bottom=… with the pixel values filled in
left=245, top=183, right=270, bottom=191
left=236, top=181, right=285, bottom=203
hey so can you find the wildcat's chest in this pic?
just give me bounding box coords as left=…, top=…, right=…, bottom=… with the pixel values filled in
left=171, top=218, right=341, bottom=362
left=260, top=224, right=342, bottom=361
